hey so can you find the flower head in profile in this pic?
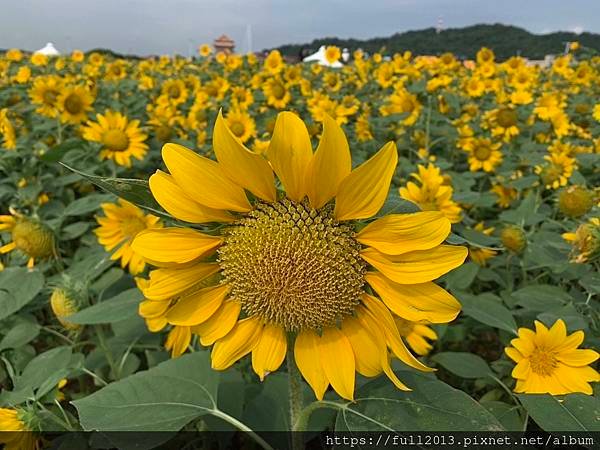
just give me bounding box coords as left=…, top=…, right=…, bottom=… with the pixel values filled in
left=505, top=319, right=599, bottom=395
left=131, top=110, right=467, bottom=400
left=94, top=199, right=162, bottom=275
left=0, top=407, right=39, bottom=450
left=82, top=110, right=148, bottom=167
left=0, top=211, right=56, bottom=268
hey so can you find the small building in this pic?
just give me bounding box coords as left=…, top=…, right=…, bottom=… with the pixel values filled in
left=35, top=42, right=60, bottom=56
left=213, top=35, right=235, bottom=54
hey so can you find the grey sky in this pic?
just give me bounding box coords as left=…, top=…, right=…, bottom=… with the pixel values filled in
left=1, top=0, right=599, bottom=56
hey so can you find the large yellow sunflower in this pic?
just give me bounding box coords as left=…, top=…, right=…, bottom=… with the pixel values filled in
left=82, top=110, right=149, bottom=167
left=28, top=75, right=63, bottom=118
left=131, top=111, right=467, bottom=400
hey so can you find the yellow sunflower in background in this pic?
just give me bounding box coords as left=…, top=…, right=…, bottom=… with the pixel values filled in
left=464, top=137, right=503, bottom=172
left=82, top=110, right=149, bottom=167
left=29, top=76, right=63, bottom=118
left=395, top=318, right=438, bottom=356
left=0, top=408, right=39, bottom=450
left=505, top=319, right=599, bottom=395
left=263, top=77, right=291, bottom=109
left=224, top=108, right=256, bottom=144
left=57, top=85, right=94, bottom=125
left=399, top=164, right=462, bottom=223
left=131, top=110, right=467, bottom=400
left=325, top=46, right=341, bottom=65
left=534, top=152, right=576, bottom=189
left=468, top=222, right=497, bottom=266
left=198, top=44, right=212, bottom=57
left=95, top=199, right=162, bottom=275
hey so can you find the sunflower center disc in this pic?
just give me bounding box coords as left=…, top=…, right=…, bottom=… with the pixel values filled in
left=218, top=199, right=366, bottom=331
left=103, top=129, right=130, bottom=151
left=529, top=348, right=558, bottom=376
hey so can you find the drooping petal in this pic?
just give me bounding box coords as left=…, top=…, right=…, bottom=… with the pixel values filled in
left=211, top=317, right=262, bottom=370
left=149, top=170, right=234, bottom=223
left=294, top=329, right=328, bottom=400
left=162, top=143, right=251, bottom=212
left=365, top=272, right=460, bottom=323
left=132, top=227, right=222, bottom=265
left=213, top=110, right=276, bottom=202
left=251, top=323, right=287, bottom=381
left=165, top=326, right=192, bottom=357
left=341, top=316, right=382, bottom=377
left=356, top=211, right=451, bottom=255
left=266, top=111, right=313, bottom=202
left=194, top=300, right=241, bottom=346
left=142, top=263, right=219, bottom=300
left=360, top=245, right=468, bottom=284
left=166, top=284, right=229, bottom=326
left=334, top=141, right=397, bottom=221
left=318, top=326, right=355, bottom=400
left=306, top=114, right=351, bottom=209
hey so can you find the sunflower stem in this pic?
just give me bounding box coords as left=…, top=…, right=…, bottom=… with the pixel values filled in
left=286, top=335, right=304, bottom=449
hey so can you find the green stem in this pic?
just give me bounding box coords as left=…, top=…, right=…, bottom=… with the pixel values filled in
left=293, top=400, right=343, bottom=432
left=287, top=336, right=304, bottom=450
left=94, top=325, right=119, bottom=380
left=210, top=409, right=274, bottom=450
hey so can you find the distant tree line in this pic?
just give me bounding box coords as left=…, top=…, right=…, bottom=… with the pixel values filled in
left=271, top=23, right=600, bottom=60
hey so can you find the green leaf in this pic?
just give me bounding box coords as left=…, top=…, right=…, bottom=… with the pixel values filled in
left=511, top=285, right=571, bottom=311
left=59, top=163, right=170, bottom=219
left=40, top=138, right=85, bottom=162
left=431, top=352, right=492, bottom=379
left=538, top=304, right=588, bottom=331
left=481, top=401, right=524, bottom=431
left=376, top=193, right=420, bottom=218
left=72, top=351, right=219, bottom=431
left=0, top=268, right=45, bottom=321
left=459, top=293, right=517, bottom=334
left=63, top=194, right=112, bottom=216
left=67, top=288, right=142, bottom=325
left=518, top=394, right=600, bottom=431
left=335, top=372, right=504, bottom=431
left=444, top=262, right=479, bottom=291
left=0, top=321, right=40, bottom=351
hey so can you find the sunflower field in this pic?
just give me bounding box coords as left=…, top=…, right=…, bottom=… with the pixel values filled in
left=0, top=44, right=599, bottom=449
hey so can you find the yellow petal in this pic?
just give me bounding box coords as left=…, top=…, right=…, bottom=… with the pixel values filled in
left=166, top=284, right=229, bottom=326
left=294, top=329, right=328, bottom=400
left=360, top=245, right=468, bottom=284
left=504, top=347, right=524, bottom=363
left=149, top=170, right=233, bottom=223
left=132, top=227, right=222, bottom=265
left=365, top=272, right=460, bottom=323
left=341, top=316, right=381, bottom=377
left=211, top=317, right=262, bottom=370
left=142, top=263, right=219, bottom=301
left=382, top=354, right=411, bottom=391
left=266, top=111, right=313, bottom=202
left=359, top=295, right=433, bottom=372
left=334, top=141, right=397, bottom=221
left=213, top=110, right=276, bottom=202
left=165, top=326, right=191, bottom=357
left=556, top=349, right=599, bottom=367
left=251, top=323, right=287, bottom=381
left=162, top=143, right=251, bottom=212
left=139, top=299, right=170, bottom=319
left=194, top=300, right=241, bottom=346
left=318, top=326, right=355, bottom=400
left=306, top=114, right=351, bottom=209
left=357, top=211, right=451, bottom=255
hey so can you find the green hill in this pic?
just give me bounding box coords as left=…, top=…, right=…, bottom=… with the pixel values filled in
left=273, top=23, right=600, bottom=60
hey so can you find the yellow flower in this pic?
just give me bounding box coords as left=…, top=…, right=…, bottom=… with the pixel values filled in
left=0, top=212, right=56, bottom=268
left=14, top=66, right=31, bottom=84
left=593, top=104, right=600, bottom=122
left=29, top=75, right=63, bottom=118
left=464, top=137, right=503, bottom=173
left=0, top=109, right=17, bottom=150
left=131, top=111, right=467, bottom=400
left=483, top=106, right=519, bottom=142
left=31, top=53, right=48, bottom=66
left=505, top=319, right=599, bottom=395
left=224, top=108, right=256, bottom=144
left=490, top=184, right=517, bottom=208
left=558, top=186, right=594, bottom=218
left=82, top=110, right=148, bottom=167
left=264, top=50, right=284, bottom=74
left=476, top=47, right=495, bottom=65
left=534, top=151, right=576, bottom=190
left=395, top=318, right=437, bottom=356
left=262, top=77, right=291, bottom=109
left=50, top=287, right=81, bottom=331
left=198, top=44, right=213, bottom=57
left=324, top=46, right=341, bottom=64
left=71, top=50, right=85, bottom=62
left=57, top=85, right=95, bottom=125
left=160, top=79, right=188, bottom=105
left=6, top=49, right=23, bottom=62
left=469, top=223, right=497, bottom=266
left=562, top=218, right=600, bottom=263
left=94, top=199, right=162, bottom=275
left=500, top=225, right=526, bottom=254
left=0, top=408, right=39, bottom=450
left=399, top=164, right=462, bottom=223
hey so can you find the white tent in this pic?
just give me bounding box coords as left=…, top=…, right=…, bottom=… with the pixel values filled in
left=303, top=45, right=343, bottom=68
left=35, top=42, right=60, bottom=56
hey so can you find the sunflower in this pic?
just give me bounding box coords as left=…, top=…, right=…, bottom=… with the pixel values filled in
left=160, top=79, right=188, bottom=105
left=464, top=137, right=503, bottom=172
left=224, top=108, right=256, bottom=144
left=198, top=44, right=213, bottom=57
left=534, top=152, right=576, bottom=190
left=468, top=222, right=497, bottom=266
left=57, top=85, right=94, bottom=125
left=0, top=108, right=17, bottom=150
left=399, top=164, right=462, bottom=223
left=562, top=218, right=600, bottom=263
left=324, top=46, right=341, bottom=65
left=395, top=318, right=437, bottom=356
left=82, top=110, right=149, bottom=167
left=94, top=199, right=162, bottom=275
left=0, top=211, right=56, bottom=268
left=505, top=319, right=599, bottom=395
left=264, top=50, right=284, bottom=74
left=263, top=77, right=291, bottom=109
left=0, top=408, right=39, bottom=450
left=483, top=106, right=520, bottom=142
left=29, top=75, right=63, bottom=118
left=131, top=111, right=467, bottom=400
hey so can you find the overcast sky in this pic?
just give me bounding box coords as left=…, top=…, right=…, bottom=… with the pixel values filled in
left=1, top=0, right=599, bottom=56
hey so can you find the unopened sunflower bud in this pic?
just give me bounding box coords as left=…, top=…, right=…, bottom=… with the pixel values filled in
left=50, top=287, right=81, bottom=331
left=558, top=186, right=594, bottom=218
left=12, top=218, right=55, bottom=260
left=500, top=225, right=527, bottom=254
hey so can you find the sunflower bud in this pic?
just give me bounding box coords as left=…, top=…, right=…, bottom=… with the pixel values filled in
left=558, top=186, right=594, bottom=218
left=11, top=217, right=55, bottom=260
left=500, top=225, right=527, bottom=253
left=50, top=287, right=82, bottom=331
